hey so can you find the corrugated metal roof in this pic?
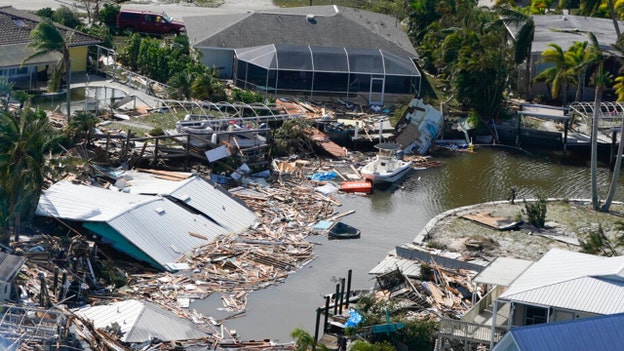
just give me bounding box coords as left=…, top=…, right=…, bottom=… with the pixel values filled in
left=75, top=299, right=209, bottom=343
left=472, top=257, right=534, bottom=287
left=494, top=312, right=624, bottom=351
left=499, top=249, right=624, bottom=314
left=36, top=181, right=155, bottom=221
left=107, top=197, right=228, bottom=269
left=369, top=249, right=423, bottom=278
left=37, top=178, right=255, bottom=271
left=115, top=171, right=257, bottom=233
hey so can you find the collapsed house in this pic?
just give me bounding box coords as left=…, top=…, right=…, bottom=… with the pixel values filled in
left=74, top=299, right=211, bottom=344
left=36, top=170, right=257, bottom=271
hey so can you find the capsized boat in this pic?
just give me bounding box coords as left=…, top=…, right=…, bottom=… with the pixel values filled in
left=328, top=221, right=361, bottom=240
left=360, top=143, right=413, bottom=184
left=339, top=180, right=372, bottom=194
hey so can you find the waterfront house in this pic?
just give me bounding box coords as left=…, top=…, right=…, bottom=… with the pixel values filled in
left=183, top=5, right=421, bottom=105
left=0, top=6, right=102, bottom=90
left=437, top=249, right=624, bottom=350
left=505, top=13, right=623, bottom=101
left=491, top=312, right=624, bottom=351
left=36, top=171, right=257, bottom=271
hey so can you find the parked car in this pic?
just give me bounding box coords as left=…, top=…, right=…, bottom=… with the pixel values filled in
left=116, top=9, right=185, bottom=35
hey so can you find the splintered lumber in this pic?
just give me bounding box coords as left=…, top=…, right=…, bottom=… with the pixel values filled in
left=189, top=232, right=209, bottom=240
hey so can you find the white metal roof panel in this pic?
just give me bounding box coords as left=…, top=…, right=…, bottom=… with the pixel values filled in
left=116, top=171, right=257, bottom=232
left=167, top=176, right=257, bottom=233
left=499, top=249, right=624, bottom=314
left=75, top=299, right=209, bottom=343
left=501, top=249, right=624, bottom=297
left=107, top=197, right=228, bottom=269
left=113, top=170, right=194, bottom=195
left=502, top=276, right=624, bottom=315
left=36, top=181, right=154, bottom=221
left=472, top=257, right=534, bottom=287
left=369, top=249, right=423, bottom=278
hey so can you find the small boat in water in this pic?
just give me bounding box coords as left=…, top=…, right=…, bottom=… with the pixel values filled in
left=328, top=221, right=361, bottom=240
left=360, top=143, right=413, bottom=184
left=339, top=180, right=372, bottom=194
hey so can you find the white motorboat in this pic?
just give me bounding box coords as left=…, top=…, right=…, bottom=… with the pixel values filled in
left=360, top=143, right=413, bottom=184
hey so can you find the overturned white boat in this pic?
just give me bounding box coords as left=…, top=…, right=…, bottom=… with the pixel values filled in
left=360, top=143, right=413, bottom=184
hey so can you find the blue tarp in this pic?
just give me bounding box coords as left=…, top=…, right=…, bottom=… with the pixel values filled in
left=345, top=309, right=362, bottom=327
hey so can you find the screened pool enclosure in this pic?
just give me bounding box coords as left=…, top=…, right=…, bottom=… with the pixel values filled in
left=233, top=44, right=421, bottom=104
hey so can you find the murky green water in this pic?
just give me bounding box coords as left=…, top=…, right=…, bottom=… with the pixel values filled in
left=193, top=145, right=624, bottom=342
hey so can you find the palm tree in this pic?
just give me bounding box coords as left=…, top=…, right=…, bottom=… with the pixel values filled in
left=580, top=0, right=620, bottom=38
left=67, top=111, right=99, bottom=145
left=534, top=43, right=574, bottom=104
left=601, top=36, right=624, bottom=211
left=167, top=71, right=195, bottom=100
left=0, top=108, right=59, bottom=244
left=23, top=19, right=73, bottom=118
left=586, top=32, right=608, bottom=210
left=565, top=41, right=592, bottom=102
left=498, top=7, right=535, bottom=99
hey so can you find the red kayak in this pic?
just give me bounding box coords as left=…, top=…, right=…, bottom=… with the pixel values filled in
left=340, top=180, right=372, bottom=194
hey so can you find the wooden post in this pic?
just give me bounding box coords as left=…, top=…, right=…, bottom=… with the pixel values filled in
left=562, top=119, right=569, bottom=161
left=339, top=278, right=346, bottom=315
left=345, top=269, right=352, bottom=309
left=313, top=307, right=321, bottom=351
left=324, top=295, right=330, bottom=332
left=333, top=283, right=340, bottom=315
left=153, top=138, right=159, bottom=166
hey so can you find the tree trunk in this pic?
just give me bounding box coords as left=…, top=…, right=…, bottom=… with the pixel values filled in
left=608, top=0, right=621, bottom=38
left=601, top=115, right=624, bottom=211
left=591, top=84, right=602, bottom=210
left=65, top=52, right=71, bottom=121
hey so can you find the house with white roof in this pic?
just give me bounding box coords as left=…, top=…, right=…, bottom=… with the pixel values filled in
left=36, top=171, right=257, bottom=271
left=436, top=249, right=624, bottom=350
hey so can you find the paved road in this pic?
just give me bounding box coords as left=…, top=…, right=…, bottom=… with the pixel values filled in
left=0, top=0, right=277, bottom=14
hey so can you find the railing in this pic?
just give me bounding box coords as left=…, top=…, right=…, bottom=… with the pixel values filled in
left=438, top=318, right=505, bottom=344
left=92, top=45, right=171, bottom=99
left=461, top=285, right=504, bottom=322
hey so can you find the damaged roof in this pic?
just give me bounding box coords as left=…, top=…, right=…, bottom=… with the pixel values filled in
left=113, top=170, right=257, bottom=233
left=36, top=172, right=257, bottom=271
left=184, top=5, right=417, bottom=59
left=75, top=299, right=210, bottom=343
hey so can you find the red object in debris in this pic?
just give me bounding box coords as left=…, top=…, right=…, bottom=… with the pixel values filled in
left=339, top=180, right=372, bottom=194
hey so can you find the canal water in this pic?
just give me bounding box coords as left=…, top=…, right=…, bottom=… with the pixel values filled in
left=192, top=145, right=624, bottom=342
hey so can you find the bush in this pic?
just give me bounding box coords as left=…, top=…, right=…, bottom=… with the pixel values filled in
left=524, top=195, right=547, bottom=227
left=52, top=6, right=81, bottom=28
left=99, top=3, right=120, bottom=29
left=35, top=7, right=54, bottom=19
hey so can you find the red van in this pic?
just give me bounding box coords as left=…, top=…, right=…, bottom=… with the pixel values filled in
left=116, top=9, right=185, bottom=35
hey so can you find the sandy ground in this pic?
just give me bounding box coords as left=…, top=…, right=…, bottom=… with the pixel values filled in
left=418, top=199, right=624, bottom=262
